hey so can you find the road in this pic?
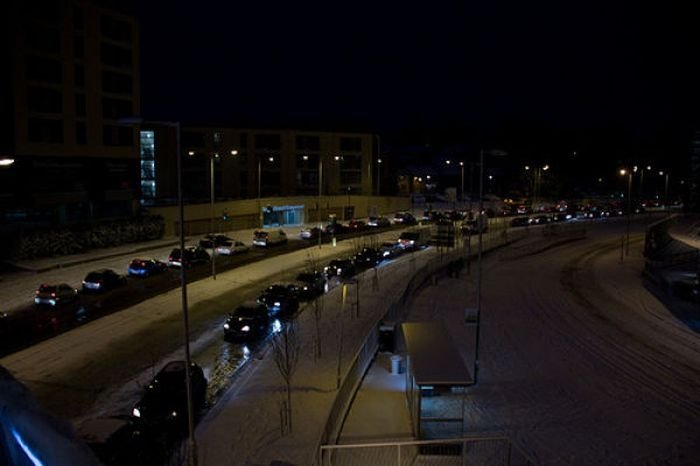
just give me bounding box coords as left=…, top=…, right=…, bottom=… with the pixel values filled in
left=407, top=219, right=700, bottom=464
left=0, top=226, right=417, bottom=424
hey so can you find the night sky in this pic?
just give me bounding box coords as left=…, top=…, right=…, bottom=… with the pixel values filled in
left=137, top=1, right=697, bottom=167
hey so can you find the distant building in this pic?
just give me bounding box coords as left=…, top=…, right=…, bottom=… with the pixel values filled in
left=139, top=125, right=377, bottom=204
left=1, top=0, right=140, bottom=225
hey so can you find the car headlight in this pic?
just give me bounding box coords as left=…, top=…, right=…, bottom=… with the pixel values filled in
left=241, top=325, right=250, bottom=332
left=223, top=323, right=230, bottom=330
left=170, top=411, right=178, bottom=418
left=274, top=301, right=281, bottom=307
left=132, top=407, right=141, bottom=418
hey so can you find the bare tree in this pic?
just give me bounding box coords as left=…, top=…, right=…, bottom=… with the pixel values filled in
left=312, top=297, right=324, bottom=360
left=272, top=321, right=300, bottom=434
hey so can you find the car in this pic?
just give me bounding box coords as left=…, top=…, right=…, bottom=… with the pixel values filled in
left=128, top=258, right=168, bottom=277
left=398, top=231, right=428, bottom=251
left=324, top=258, right=356, bottom=280
left=34, top=283, right=78, bottom=306
left=198, top=234, right=232, bottom=249
left=131, top=361, right=207, bottom=430
left=215, top=240, right=249, bottom=255
left=223, top=302, right=271, bottom=341
left=393, top=212, right=417, bottom=225
left=460, top=219, right=488, bottom=235
left=299, top=227, right=325, bottom=240
left=257, top=285, right=300, bottom=317
left=353, top=247, right=382, bottom=270
left=167, top=246, right=210, bottom=268
left=347, top=220, right=366, bottom=231
left=290, top=271, right=327, bottom=300
left=510, top=216, right=531, bottom=227
left=253, top=229, right=287, bottom=247
left=82, top=269, right=127, bottom=292
left=367, top=216, right=391, bottom=228
left=532, top=215, right=552, bottom=224
left=379, top=240, right=403, bottom=260
left=77, top=415, right=147, bottom=466
left=324, top=222, right=350, bottom=235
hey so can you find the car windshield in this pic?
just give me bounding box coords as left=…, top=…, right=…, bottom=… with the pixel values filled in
left=255, top=231, right=268, bottom=239
left=85, top=272, right=103, bottom=281
left=297, top=273, right=317, bottom=282
left=38, top=285, right=56, bottom=293
left=130, top=260, right=148, bottom=269
left=234, top=307, right=265, bottom=318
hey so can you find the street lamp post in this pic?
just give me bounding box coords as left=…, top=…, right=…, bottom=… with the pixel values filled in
left=659, top=170, right=669, bottom=215
left=472, top=149, right=506, bottom=386
left=459, top=161, right=465, bottom=209
left=473, top=150, right=485, bottom=385
left=119, top=117, right=197, bottom=464
left=318, top=156, right=323, bottom=249
left=620, top=169, right=632, bottom=257
left=377, top=158, right=382, bottom=197
left=257, top=157, right=273, bottom=228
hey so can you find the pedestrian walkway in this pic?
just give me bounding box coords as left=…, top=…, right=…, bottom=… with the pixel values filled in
left=338, top=352, right=413, bottom=444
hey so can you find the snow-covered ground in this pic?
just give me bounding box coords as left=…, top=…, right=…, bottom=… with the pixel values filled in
left=402, top=222, right=700, bottom=465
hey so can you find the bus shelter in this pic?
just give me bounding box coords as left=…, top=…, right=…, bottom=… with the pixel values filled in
left=400, top=322, right=473, bottom=439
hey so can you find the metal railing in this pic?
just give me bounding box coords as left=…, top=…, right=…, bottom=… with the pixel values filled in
left=319, top=434, right=536, bottom=466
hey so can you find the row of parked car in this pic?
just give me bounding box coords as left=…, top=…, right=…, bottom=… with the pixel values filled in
left=223, top=227, right=429, bottom=343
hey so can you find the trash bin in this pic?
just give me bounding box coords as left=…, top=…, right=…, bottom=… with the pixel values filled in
left=391, top=355, right=402, bottom=375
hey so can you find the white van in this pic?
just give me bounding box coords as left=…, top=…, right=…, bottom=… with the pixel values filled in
left=253, top=229, right=288, bottom=247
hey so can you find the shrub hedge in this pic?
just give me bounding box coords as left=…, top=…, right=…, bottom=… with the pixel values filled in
left=2, top=216, right=165, bottom=260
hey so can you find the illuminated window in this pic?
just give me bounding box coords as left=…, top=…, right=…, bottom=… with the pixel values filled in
left=140, top=131, right=156, bottom=201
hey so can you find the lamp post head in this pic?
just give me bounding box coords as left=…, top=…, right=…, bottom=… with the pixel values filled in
left=445, top=160, right=451, bottom=165
left=188, top=151, right=195, bottom=156
left=231, top=149, right=238, bottom=156
left=542, top=164, right=550, bottom=171
left=620, top=169, right=627, bottom=176
left=377, top=158, right=382, bottom=164
left=459, top=161, right=464, bottom=167
left=268, top=156, right=274, bottom=162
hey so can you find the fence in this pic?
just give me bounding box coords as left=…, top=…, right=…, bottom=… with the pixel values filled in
left=319, top=435, right=535, bottom=466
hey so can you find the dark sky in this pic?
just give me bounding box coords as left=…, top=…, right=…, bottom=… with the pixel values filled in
left=137, top=2, right=696, bottom=162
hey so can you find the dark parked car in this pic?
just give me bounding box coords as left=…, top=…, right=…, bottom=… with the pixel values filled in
left=128, top=258, right=168, bottom=277
left=347, top=220, right=366, bottom=231
left=34, top=283, right=78, bottom=306
left=199, top=234, right=232, bottom=249
left=324, top=258, right=356, bottom=280
left=131, top=361, right=207, bottom=430
left=367, top=216, right=391, bottom=228
left=168, top=246, right=210, bottom=268
left=532, top=215, right=553, bottom=225
left=82, top=269, right=127, bottom=292
left=510, top=216, right=531, bottom=227
left=257, top=285, right=300, bottom=317
left=393, top=212, right=418, bottom=225
left=223, top=302, right=271, bottom=341
left=299, top=227, right=325, bottom=240
left=460, top=219, right=488, bottom=235
left=290, top=271, right=327, bottom=300
left=379, top=240, right=403, bottom=260
left=324, top=222, right=350, bottom=236
left=353, top=247, right=382, bottom=270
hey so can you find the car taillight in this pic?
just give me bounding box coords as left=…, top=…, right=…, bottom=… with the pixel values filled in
left=51, top=293, right=56, bottom=297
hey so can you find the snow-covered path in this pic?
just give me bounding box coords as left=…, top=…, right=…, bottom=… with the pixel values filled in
left=407, top=224, right=700, bottom=465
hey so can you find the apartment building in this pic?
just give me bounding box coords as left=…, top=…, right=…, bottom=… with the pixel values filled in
left=141, top=125, right=377, bottom=204
left=1, top=0, right=140, bottom=225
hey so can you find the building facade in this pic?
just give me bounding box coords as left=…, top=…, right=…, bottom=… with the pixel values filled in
left=142, top=125, right=377, bottom=204
left=1, top=0, right=140, bottom=225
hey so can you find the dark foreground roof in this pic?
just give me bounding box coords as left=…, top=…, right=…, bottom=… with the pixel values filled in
left=401, top=322, right=473, bottom=386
